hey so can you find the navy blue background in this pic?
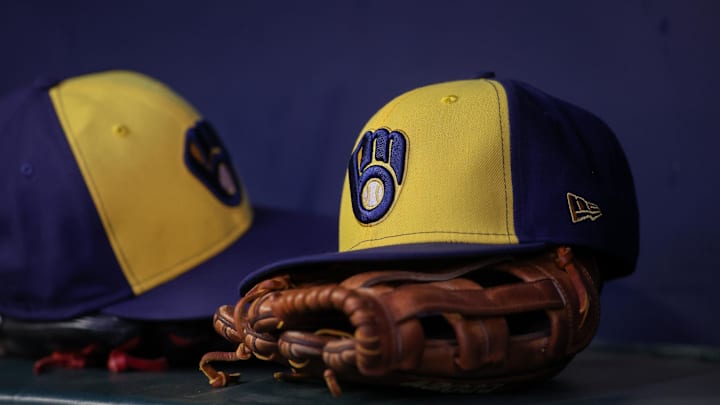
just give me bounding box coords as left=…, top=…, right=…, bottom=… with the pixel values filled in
left=2, top=1, right=718, bottom=346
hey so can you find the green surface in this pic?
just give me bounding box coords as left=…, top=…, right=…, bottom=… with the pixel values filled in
left=1, top=343, right=719, bottom=404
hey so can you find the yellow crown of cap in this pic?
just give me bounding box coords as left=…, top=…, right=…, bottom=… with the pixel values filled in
left=50, top=70, right=252, bottom=294
left=339, top=79, right=518, bottom=251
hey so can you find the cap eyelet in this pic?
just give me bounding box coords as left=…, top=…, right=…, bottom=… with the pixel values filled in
left=20, top=163, right=34, bottom=177
left=112, top=124, right=130, bottom=137
left=441, top=95, right=458, bottom=104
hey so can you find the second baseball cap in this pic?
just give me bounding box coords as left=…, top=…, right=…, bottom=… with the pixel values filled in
left=0, top=70, right=336, bottom=321
left=239, top=73, right=639, bottom=293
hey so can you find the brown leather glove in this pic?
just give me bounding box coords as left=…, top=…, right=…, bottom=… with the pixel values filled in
left=200, top=246, right=601, bottom=396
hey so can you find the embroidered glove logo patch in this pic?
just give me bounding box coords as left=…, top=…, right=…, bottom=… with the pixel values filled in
left=185, top=120, right=242, bottom=206
left=348, top=128, right=407, bottom=224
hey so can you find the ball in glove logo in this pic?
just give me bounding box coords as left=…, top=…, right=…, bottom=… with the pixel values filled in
left=348, top=128, right=407, bottom=224
left=184, top=120, right=242, bottom=206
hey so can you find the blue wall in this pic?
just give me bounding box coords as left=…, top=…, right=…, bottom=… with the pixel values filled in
left=2, top=0, right=719, bottom=346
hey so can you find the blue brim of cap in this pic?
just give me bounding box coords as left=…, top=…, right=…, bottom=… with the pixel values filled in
left=238, top=241, right=549, bottom=295
left=101, top=207, right=337, bottom=320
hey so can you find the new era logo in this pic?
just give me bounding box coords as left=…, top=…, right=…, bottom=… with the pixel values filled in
left=567, top=193, right=602, bottom=223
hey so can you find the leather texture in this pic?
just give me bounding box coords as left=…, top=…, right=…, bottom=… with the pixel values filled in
left=200, top=246, right=601, bottom=396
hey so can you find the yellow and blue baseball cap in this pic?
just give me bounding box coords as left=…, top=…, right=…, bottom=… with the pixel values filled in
left=0, top=70, right=335, bottom=320
left=239, top=73, right=639, bottom=293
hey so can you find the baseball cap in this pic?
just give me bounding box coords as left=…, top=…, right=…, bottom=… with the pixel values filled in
left=0, top=70, right=335, bottom=321
left=239, top=73, right=639, bottom=293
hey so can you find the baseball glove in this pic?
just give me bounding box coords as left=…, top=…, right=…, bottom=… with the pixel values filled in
left=199, top=246, right=601, bottom=396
